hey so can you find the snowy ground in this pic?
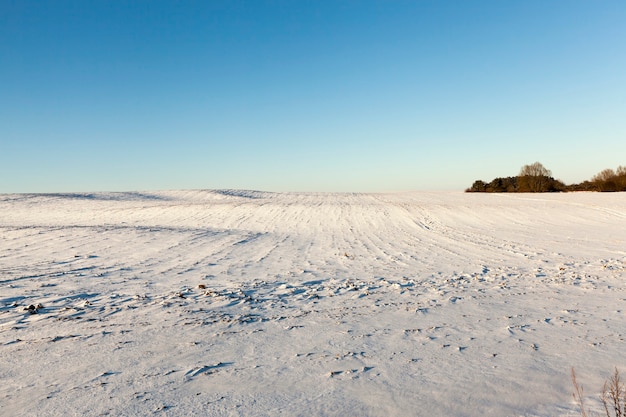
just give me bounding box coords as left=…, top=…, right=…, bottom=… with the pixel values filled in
left=1, top=190, right=625, bottom=416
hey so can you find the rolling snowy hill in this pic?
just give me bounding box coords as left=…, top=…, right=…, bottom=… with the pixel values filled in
left=1, top=190, right=625, bottom=416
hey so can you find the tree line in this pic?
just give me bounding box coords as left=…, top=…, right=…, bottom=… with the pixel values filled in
left=466, top=162, right=626, bottom=193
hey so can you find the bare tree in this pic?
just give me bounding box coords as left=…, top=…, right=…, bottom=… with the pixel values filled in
left=519, top=162, right=552, bottom=177
left=617, top=166, right=626, bottom=191
left=518, top=162, right=552, bottom=192
left=592, top=169, right=616, bottom=183
left=593, top=168, right=618, bottom=191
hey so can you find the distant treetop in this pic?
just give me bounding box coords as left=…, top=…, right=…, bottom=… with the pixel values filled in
left=466, top=163, right=626, bottom=193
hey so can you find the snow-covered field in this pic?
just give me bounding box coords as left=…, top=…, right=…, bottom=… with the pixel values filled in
left=1, top=190, right=625, bottom=416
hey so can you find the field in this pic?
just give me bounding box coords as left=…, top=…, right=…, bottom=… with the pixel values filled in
left=1, top=190, right=625, bottom=416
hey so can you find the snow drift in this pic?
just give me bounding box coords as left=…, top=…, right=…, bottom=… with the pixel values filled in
left=1, top=190, right=625, bottom=416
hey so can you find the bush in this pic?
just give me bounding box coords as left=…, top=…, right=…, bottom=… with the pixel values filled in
left=466, top=166, right=565, bottom=193
left=466, top=163, right=624, bottom=193
left=591, top=166, right=626, bottom=192
left=572, top=367, right=626, bottom=417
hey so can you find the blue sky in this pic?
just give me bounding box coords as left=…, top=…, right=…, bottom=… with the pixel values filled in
left=2, top=1, right=625, bottom=192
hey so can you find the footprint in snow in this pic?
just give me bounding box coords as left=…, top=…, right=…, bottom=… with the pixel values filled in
left=329, top=366, right=374, bottom=379
left=184, top=362, right=233, bottom=379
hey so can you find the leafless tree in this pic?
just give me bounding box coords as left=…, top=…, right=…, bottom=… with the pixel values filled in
left=518, top=162, right=552, bottom=192
left=593, top=169, right=617, bottom=183
left=593, top=168, right=619, bottom=191
left=519, top=162, right=552, bottom=177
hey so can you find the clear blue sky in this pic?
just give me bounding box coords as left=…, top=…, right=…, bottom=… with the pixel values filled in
left=2, top=1, right=625, bottom=192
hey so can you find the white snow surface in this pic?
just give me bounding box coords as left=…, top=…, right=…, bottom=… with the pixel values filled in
left=1, top=190, right=625, bottom=416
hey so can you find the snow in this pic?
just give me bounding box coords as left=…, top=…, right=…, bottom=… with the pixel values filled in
left=1, top=190, right=625, bottom=416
